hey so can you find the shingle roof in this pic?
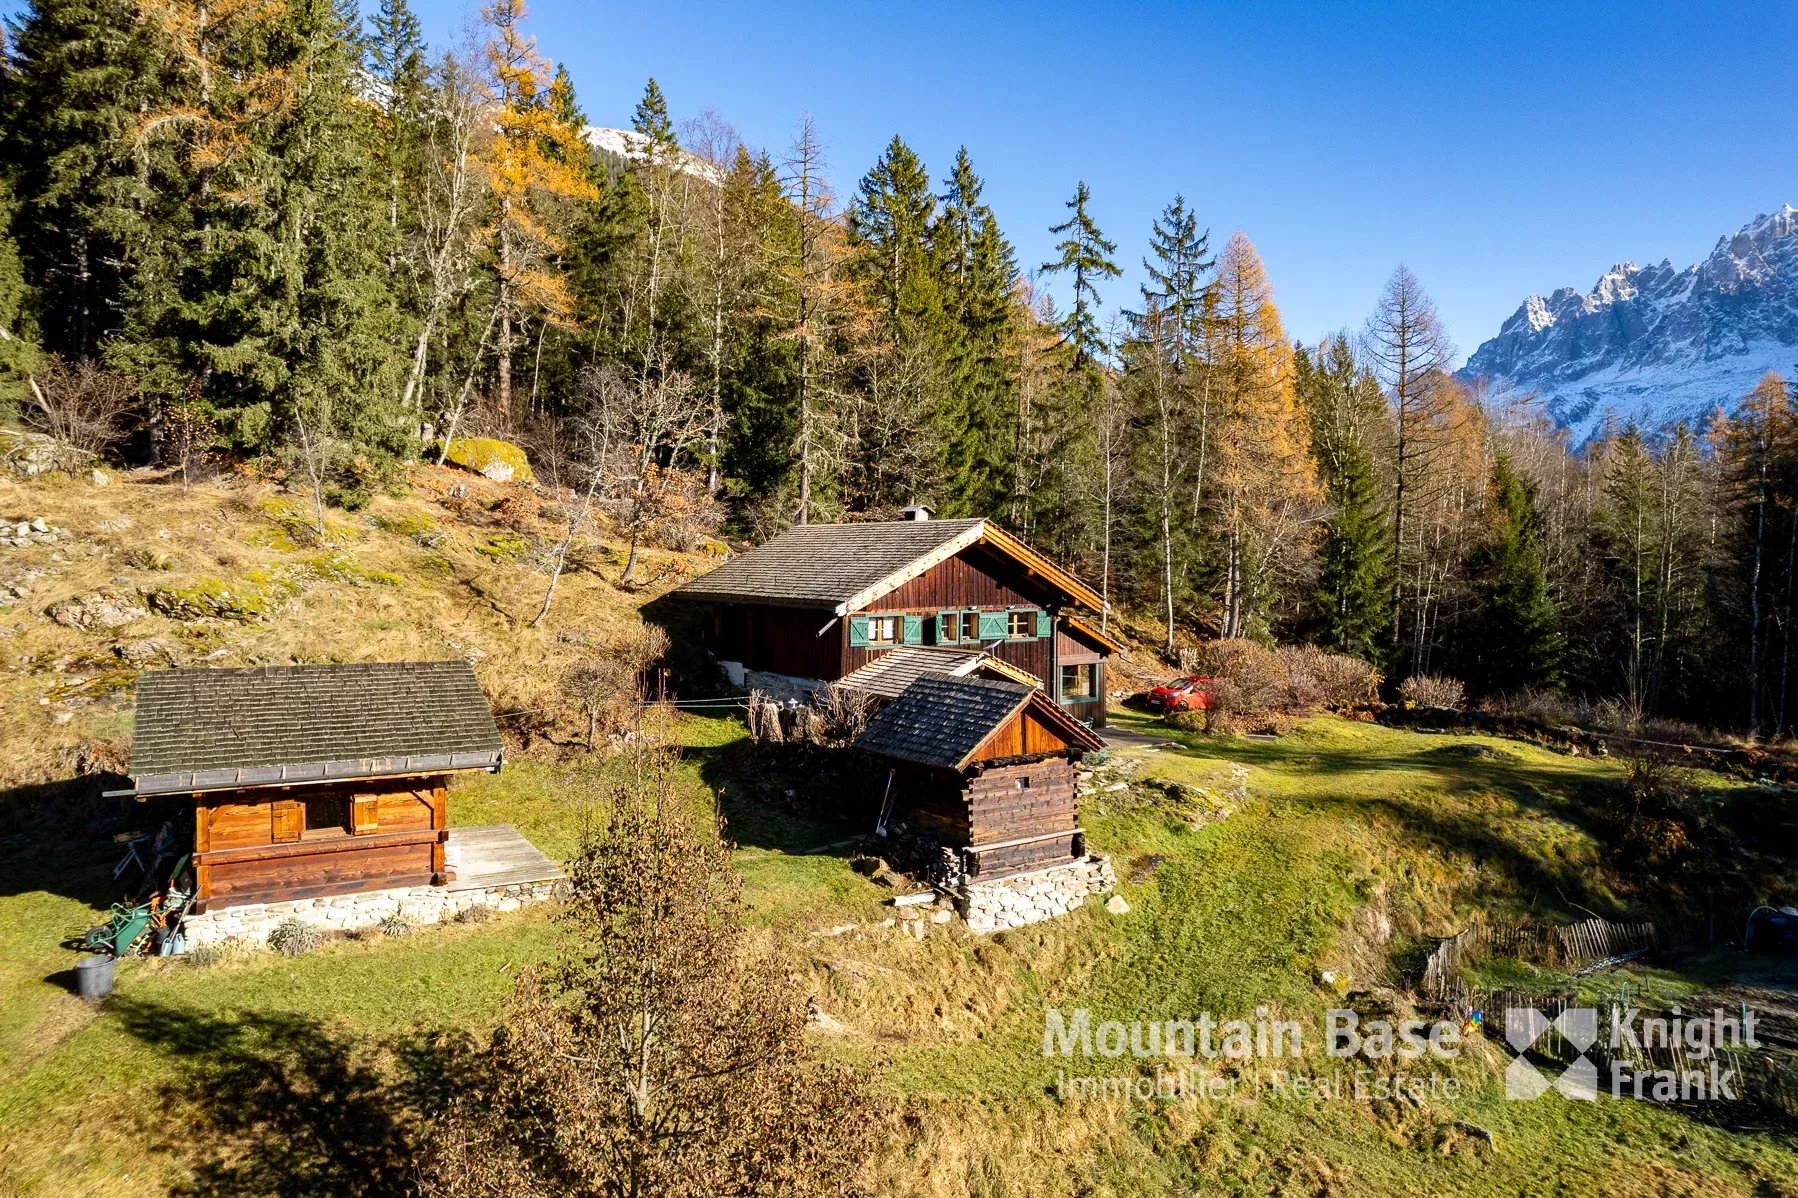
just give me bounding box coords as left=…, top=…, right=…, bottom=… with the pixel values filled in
left=125, top=662, right=503, bottom=796
left=854, top=675, right=1036, bottom=770
left=672, top=518, right=986, bottom=609
left=836, top=646, right=1039, bottom=700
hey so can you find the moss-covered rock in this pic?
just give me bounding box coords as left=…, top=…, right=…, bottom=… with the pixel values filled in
left=144, top=575, right=291, bottom=622
left=445, top=437, right=534, bottom=484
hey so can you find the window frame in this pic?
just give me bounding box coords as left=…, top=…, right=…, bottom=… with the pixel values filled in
left=1006, top=610, right=1036, bottom=640
left=866, top=614, right=902, bottom=645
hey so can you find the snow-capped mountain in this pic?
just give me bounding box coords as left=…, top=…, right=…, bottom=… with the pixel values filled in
left=583, top=126, right=723, bottom=184
left=1461, top=205, right=1798, bottom=439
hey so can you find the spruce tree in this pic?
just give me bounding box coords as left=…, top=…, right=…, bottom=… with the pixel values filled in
left=633, top=76, right=674, bottom=149
left=1134, top=193, right=1211, bottom=364
left=1040, top=180, right=1119, bottom=370
left=1299, top=338, right=1392, bottom=661
left=3, top=0, right=171, bottom=362
left=846, top=135, right=942, bottom=341
left=1463, top=451, right=1560, bottom=694
left=933, top=147, right=1018, bottom=518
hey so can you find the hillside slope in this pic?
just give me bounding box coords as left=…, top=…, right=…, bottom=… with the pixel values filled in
left=0, top=464, right=705, bottom=796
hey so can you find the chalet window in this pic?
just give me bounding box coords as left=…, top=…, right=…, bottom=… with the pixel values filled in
left=1061, top=663, right=1098, bottom=700
left=936, top=610, right=982, bottom=644
left=1016, top=775, right=1031, bottom=790
left=866, top=615, right=902, bottom=645
left=1007, top=610, right=1037, bottom=639
left=304, top=794, right=352, bottom=838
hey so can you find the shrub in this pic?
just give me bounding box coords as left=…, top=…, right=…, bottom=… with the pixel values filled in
left=268, top=917, right=323, bottom=957
left=23, top=357, right=139, bottom=462
left=454, top=903, right=495, bottom=925
left=186, top=941, right=229, bottom=967
left=1189, top=639, right=1287, bottom=717
left=379, top=912, right=416, bottom=938
left=1609, top=753, right=1703, bottom=865
left=1304, top=649, right=1383, bottom=710
left=1399, top=674, right=1465, bottom=710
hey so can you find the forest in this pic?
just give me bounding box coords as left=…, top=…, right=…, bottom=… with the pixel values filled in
left=2, top=0, right=1796, bottom=735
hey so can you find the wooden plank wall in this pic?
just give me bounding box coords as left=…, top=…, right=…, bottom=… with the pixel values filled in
left=970, top=709, right=1075, bottom=763
left=191, top=775, right=449, bottom=909
left=965, top=760, right=1078, bottom=843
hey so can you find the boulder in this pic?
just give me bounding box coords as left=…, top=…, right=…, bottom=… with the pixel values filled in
left=444, top=437, right=534, bottom=484
left=48, top=590, right=147, bottom=630
left=1105, top=895, right=1131, bottom=916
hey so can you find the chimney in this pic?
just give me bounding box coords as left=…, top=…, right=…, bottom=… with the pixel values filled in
left=900, top=504, right=932, bottom=522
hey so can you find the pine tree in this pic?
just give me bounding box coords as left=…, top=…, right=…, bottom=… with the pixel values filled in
left=1463, top=450, right=1560, bottom=694
left=1040, top=180, right=1119, bottom=371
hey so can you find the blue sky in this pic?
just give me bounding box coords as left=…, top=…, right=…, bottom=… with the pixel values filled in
left=412, top=0, right=1798, bottom=362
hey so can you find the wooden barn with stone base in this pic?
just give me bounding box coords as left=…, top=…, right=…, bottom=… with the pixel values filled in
left=117, top=661, right=562, bottom=948
left=855, top=675, right=1117, bottom=930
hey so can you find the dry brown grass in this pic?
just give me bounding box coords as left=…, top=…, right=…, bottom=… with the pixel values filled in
left=0, top=464, right=707, bottom=791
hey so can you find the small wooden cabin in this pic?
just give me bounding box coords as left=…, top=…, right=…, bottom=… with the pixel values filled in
left=670, top=512, right=1121, bottom=727
left=855, top=675, right=1107, bottom=881
left=119, top=662, right=503, bottom=912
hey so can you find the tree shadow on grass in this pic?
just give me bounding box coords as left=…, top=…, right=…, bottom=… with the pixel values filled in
left=107, top=996, right=463, bottom=1198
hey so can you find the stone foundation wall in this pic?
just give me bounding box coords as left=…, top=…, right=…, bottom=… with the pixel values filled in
left=956, top=854, right=1117, bottom=934
left=179, top=879, right=560, bottom=950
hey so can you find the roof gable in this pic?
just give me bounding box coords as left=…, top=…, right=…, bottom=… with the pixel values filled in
left=671, top=518, right=1104, bottom=614
left=854, top=675, right=1104, bottom=770
left=127, top=661, right=503, bottom=796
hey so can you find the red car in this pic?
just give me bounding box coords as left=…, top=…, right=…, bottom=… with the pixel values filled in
left=1146, top=675, right=1212, bottom=713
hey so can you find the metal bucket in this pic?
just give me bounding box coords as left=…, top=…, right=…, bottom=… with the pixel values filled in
left=74, top=953, right=115, bottom=1000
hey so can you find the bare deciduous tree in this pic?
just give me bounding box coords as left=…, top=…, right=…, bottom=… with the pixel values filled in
left=421, top=741, right=878, bottom=1197
left=25, top=357, right=138, bottom=461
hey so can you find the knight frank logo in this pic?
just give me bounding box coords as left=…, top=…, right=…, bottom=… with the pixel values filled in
left=1504, top=1006, right=1599, bottom=1101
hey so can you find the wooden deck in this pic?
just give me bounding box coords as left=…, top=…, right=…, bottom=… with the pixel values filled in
left=444, top=825, right=563, bottom=892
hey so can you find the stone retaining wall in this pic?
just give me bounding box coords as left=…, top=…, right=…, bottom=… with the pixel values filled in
left=179, top=879, right=560, bottom=950
left=957, top=854, right=1117, bottom=933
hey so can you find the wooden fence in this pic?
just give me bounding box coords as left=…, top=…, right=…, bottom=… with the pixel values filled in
left=1419, top=915, right=1715, bottom=1000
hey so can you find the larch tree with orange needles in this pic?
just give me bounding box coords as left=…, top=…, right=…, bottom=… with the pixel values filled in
left=474, top=0, right=596, bottom=424
left=1209, top=231, right=1324, bottom=639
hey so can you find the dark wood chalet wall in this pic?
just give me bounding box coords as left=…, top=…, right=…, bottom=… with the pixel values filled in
left=711, top=603, right=841, bottom=679
left=964, top=759, right=1078, bottom=844
left=192, top=776, right=448, bottom=909
left=843, top=548, right=1065, bottom=682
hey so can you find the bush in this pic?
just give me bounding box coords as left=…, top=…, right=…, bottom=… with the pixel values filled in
left=1609, top=753, right=1703, bottom=865
left=186, top=941, right=229, bottom=967
left=1176, top=640, right=1381, bottom=733
left=1399, top=674, right=1465, bottom=710
left=379, top=912, right=416, bottom=938
left=268, top=917, right=323, bottom=957
left=1303, top=649, right=1383, bottom=710
left=454, top=903, right=495, bottom=925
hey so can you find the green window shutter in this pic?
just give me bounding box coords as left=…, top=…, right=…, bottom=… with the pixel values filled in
left=848, top=616, right=870, bottom=648
left=937, top=610, right=956, bottom=643
left=1035, top=610, right=1052, bottom=638
left=977, top=610, right=1008, bottom=641
left=902, top=615, right=924, bottom=644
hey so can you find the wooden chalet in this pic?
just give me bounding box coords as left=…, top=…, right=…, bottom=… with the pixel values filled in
left=855, top=675, right=1107, bottom=880
left=671, top=512, right=1122, bottom=727
left=118, top=662, right=503, bottom=912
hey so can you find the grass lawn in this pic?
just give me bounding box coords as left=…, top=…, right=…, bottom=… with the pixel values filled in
left=2, top=709, right=1796, bottom=1196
